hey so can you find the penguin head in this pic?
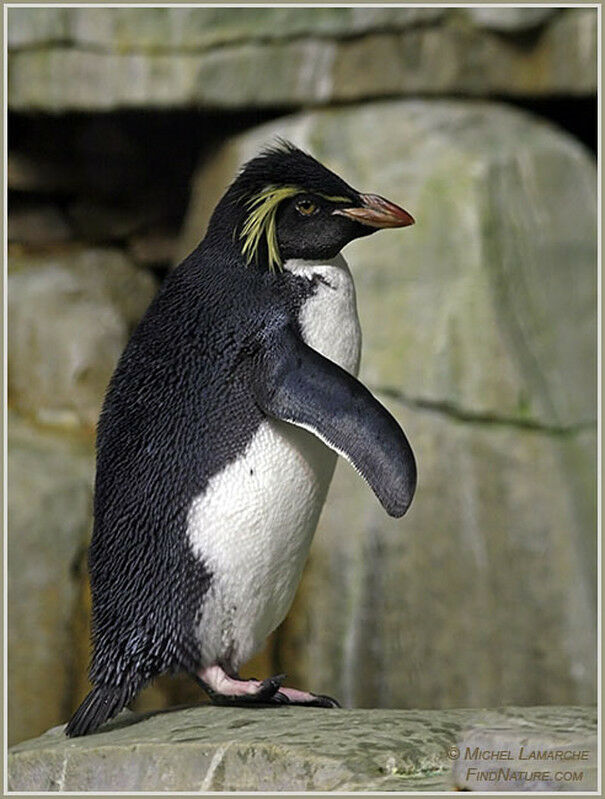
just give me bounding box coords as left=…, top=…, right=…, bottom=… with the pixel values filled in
left=209, top=141, right=414, bottom=272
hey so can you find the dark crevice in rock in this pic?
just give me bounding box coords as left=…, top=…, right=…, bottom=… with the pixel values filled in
left=145, top=263, right=172, bottom=283
left=8, top=106, right=291, bottom=272
left=502, top=96, right=597, bottom=155
left=375, top=385, right=595, bottom=436
left=9, top=107, right=287, bottom=201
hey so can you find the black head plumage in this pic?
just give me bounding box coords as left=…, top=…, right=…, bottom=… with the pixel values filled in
left=227, top=140, right=360, bottom=206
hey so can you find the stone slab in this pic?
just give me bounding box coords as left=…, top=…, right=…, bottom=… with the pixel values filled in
left=8, top=705, right=596, bottom=792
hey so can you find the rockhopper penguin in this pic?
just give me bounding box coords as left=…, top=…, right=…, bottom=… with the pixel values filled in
left=66, top=142, right=417, bottom=737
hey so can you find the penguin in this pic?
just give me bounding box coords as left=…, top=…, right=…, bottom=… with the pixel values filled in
left=66, top=141, right=417, bottom=737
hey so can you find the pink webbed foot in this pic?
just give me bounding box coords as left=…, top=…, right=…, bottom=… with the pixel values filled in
left=275, top=686, right=340, bottom=708
left=196, top=665, right=286, bottom=705
left=196, top=665, right=340, bottom=707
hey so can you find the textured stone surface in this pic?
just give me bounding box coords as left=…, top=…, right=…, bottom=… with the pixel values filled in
left=8, top=705, right=596, bottom=792
left=7, top=8, right=596, bottom=111
left=179, top=100, right=597, bottom=710
left=450, top=719, right=596, bottom=791
left=8, top=248, right=157, bottom=429
left=8, top=414, right=94, bottom=746
left=7, top=6, right=445, bottom=49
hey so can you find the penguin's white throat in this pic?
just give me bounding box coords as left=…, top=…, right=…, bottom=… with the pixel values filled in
left=284, top=253, right=361, bottom=377
left=283, top=253, right=349, bottom=280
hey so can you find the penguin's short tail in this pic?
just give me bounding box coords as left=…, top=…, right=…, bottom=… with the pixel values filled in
left=65, top=682, right=136, bottom=737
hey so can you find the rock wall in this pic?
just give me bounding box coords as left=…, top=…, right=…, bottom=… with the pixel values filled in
left=7, top=7, right=597, bottom=110
left=7, top=6, right=597, bottom=745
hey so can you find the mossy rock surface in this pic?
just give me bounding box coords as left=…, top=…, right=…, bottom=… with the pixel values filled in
left=7, top=8, right=596, bottom=110
left=8, top=705, right=596, bottom=792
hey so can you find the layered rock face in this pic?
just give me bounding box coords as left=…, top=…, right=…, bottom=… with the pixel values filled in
left=7, top=5, right=596, bottom=749
left=7, top=7, right=597, bottom=110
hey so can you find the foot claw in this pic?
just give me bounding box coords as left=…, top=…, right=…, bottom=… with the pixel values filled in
left=311, top=694, right=341, bottom=708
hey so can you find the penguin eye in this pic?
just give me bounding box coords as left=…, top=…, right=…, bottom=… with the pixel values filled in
left=296, top=199, right=318, bottom=217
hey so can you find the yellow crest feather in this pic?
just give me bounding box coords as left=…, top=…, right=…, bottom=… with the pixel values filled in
left=240, top=185, right=300, bottom=273
left=239, top=187, right=354, bottom=272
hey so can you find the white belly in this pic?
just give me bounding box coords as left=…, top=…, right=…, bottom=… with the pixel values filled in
left=187, top=254, right=361, bottom=669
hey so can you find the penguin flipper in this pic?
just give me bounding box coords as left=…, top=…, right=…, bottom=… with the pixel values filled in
left=253, top=325, right=417, bottom=517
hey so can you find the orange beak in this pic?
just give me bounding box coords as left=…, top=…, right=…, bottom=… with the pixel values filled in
left=333, top=193, right=415, bottom=229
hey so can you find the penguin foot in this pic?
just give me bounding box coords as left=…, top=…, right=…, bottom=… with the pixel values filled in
left=196, top=665, right=340, bottom=708
left=274, top=686, right=341, bottom=708
left=196, top=665, right=286, bottom=705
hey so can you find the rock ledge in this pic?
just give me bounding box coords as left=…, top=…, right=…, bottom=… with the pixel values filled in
left=8, top=705, right=596, bottom=792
